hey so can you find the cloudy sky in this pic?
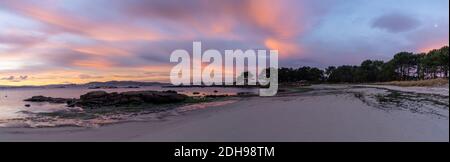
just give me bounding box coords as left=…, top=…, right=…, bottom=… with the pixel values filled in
left=0, top=0, right=448, bottom=85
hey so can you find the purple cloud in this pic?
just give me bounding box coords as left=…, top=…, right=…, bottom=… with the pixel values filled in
left=372, top=13, right=421, bottom=33
left=1, top=75, right=28, bottom=82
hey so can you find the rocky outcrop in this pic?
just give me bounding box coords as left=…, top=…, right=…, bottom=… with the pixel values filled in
left=236, top=92, right=257, bottom=97
left=77, top=90, right=188, bottom=108
left=24, top=96, right=77, bottom=104
left=25, top=90, right=189, bottom=109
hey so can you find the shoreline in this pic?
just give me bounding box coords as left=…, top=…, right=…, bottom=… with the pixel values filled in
left=354, top=84, right=449, bottom=96
left=0, top=84, right=448, bottom=142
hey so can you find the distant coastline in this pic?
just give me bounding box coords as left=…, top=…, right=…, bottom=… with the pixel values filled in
left=0, top=81, right=170, bottom=89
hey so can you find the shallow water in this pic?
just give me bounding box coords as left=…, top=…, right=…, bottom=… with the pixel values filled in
left=0, top=86, right=256, bottom=127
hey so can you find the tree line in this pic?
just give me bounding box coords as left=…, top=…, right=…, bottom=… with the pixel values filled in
left=274, top=46, right=449, bottom=83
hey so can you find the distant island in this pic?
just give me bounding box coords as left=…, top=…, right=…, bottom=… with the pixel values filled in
left=0, top=81, right=170, bottom=89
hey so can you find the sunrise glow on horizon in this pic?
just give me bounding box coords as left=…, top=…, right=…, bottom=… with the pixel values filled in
left=0, top=0, right=448, bottom=86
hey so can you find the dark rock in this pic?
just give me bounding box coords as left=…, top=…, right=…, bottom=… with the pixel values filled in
left=25, top=90, right=189, bottom=109
left=24, top=104, right=31, bottom=107
left=193, top=92, right=200, bottom=95
left=80, top=91, right=109, bottom=100
left=214, top=90, right=218, bottom=93
left=205, top=94, right=229, bottom=98
left=236, top=92, right=256, bottom=97
left=165, top=90, right=178, bottom=94
left=77, top=90, right=189, bottom=108
left=66, top=100, right=79, bottom=107
left=24, top=96, right=76, bottom=104
left=24, top=96, right=49, bottom=102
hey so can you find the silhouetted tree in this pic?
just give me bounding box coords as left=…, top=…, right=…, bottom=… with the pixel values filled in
left=277, top=67, right=324, bottom=83
left=278, top=46, right=449, bottom=84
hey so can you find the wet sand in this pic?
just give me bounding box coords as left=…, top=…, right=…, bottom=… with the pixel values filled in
left=0, top=86, right=448, bottom=142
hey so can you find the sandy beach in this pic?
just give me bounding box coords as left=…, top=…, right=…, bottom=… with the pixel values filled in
left=1, top=0, right=448, bottom=145
left=0, top=85, right=448, bottom=142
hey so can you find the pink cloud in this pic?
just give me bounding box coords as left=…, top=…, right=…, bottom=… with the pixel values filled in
left=1, top=1, right=164, bottom=42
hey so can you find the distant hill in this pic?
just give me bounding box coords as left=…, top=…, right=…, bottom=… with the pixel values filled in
left=84, top=81, right=168, bottom=87
left=0, top=81, right=169, bottom=89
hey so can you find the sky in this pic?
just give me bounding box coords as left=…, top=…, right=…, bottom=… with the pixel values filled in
left=0, top=0, right=448, bottom=86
